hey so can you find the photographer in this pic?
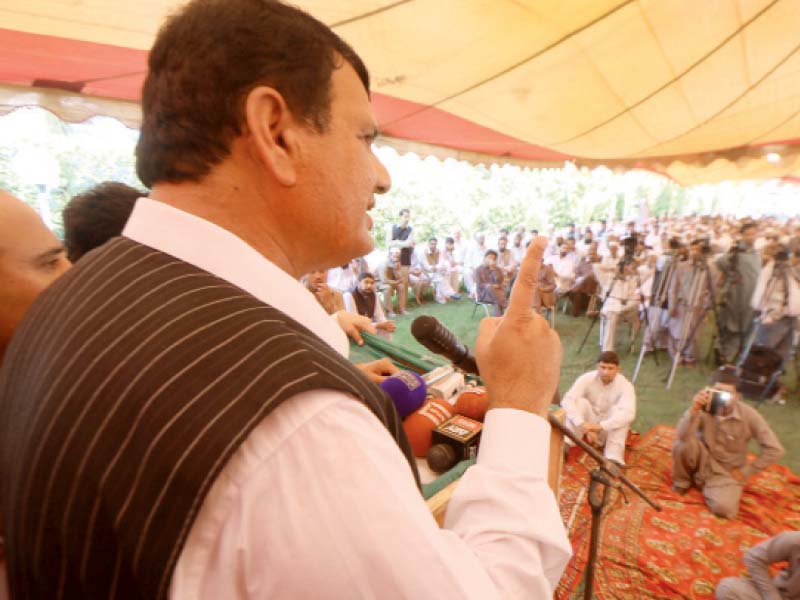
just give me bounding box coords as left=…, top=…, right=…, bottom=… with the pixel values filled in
left=641, top=238, right=682, bottom=353
left=751, top=246, right=800, bottom=367
left=667, top=239, right=715, bottom=367
left=600, top=258, right=641, bottom=352
left=671, top=371, right=784, bottom=518
left=716, top=223, right=761, bottom=364
left=715, top=530, right=800, bottom=600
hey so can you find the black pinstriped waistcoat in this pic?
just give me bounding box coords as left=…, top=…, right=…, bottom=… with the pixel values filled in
left=0, top=237, right=420, bottom=599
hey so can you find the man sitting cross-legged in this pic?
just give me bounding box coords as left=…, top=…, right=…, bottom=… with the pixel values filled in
left=562, top=351, right=636, bottom=465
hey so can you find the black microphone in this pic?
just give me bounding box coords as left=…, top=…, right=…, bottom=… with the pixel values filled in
left=411, top=316, right=479, bottom=375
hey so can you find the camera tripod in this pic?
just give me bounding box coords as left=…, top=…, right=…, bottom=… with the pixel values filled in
left=632, top=253, right=679, bottom=383
left=666, top=258, right=720, bottom=389
left=578, top=259, right=643, bottom=355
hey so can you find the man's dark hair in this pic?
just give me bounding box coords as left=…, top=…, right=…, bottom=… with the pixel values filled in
left=428, top=237, right=437, bottom=243
left=531, top=229, right=538, bottom=235
left=445, top=236, right=454, bottom=244
left=63, top=182, right=146, bottom=262
left=711, top=368, right=740, bottom=391
left=740, top=222, right=757, bottom=234
left=358, top=272, right=374, bottom=282
left=596, top=351, right=620, bottom=366
left=135, top=0, right=369, bottom=187
left=399, top=208, right=410, bottom=217
left=484, top=249, right=498, bottom=258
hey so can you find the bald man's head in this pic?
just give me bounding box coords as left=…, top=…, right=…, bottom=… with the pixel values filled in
left=0, top=191, right=71, bottom=363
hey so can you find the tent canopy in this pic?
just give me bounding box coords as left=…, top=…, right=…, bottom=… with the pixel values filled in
left=1, top=0, right=800, bottom=185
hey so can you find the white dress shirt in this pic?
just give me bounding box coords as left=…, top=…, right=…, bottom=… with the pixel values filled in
left=562, top=371, right=637, bottom=433
left=122, top=199, right=571, bottom=599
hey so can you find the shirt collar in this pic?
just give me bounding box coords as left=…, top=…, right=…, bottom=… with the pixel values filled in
left=122, top=198, right=348, bottom=357
left=717, top=400, right=743, bottom=421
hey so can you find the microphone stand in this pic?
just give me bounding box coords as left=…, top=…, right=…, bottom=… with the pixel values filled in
left=548, top=414, right=661, bottom=600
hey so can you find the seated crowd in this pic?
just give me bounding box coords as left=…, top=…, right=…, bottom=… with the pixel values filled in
left=2, top=182, right=799, bottom=600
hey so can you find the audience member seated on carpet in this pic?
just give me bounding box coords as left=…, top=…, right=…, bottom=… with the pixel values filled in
left=0, top=190, right=72, bottom=598
left=344, top=272, right=396, bottom=340
left=476, top=249, right=508, bottom=316
left=671, top=371, right=784, bottom=519
left=62, top=181, right=146, bottom=262
left=715, top=530, right=800, bottom=600
left=562, top=351, right=636, bottom=465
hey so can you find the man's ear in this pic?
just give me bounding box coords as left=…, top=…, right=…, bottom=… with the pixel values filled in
left=243, top=86, right=300, bottom=186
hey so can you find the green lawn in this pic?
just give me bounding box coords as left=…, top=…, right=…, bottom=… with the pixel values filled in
left=352, top=296, right=800, bottom=473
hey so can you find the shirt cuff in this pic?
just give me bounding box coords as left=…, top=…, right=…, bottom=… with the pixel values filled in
left=477, top=408, right=550, bottom=480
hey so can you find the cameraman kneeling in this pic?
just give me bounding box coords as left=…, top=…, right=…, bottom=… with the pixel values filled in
left=671, top=371, right=784, bottom=518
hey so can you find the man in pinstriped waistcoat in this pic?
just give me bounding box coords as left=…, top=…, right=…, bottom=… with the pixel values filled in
left=0, top=1, right=570, bottom=598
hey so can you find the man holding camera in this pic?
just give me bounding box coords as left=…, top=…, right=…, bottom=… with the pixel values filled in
left=716, top=223, right=761, bottom=364
left=668, top=239, right=715, bottom=366
left=751, top=246, right=800, bottom=366
left=671, top=371, right=784, bottom=518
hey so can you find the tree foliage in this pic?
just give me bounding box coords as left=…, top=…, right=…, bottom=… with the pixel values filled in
left=1, top=108, right=796, bottom=245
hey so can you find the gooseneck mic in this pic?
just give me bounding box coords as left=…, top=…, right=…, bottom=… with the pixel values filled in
left=411, top=316, right=479, bottom=375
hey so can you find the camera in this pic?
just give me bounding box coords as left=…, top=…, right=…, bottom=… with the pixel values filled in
left=705, top=387, right=733, bottom=416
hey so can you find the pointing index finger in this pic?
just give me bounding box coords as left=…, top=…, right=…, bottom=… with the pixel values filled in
left=505, top=237, right=548, bottom=320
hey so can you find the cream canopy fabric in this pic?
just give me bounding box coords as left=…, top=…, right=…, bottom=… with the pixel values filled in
left=1, top=0, right=799, bottom=185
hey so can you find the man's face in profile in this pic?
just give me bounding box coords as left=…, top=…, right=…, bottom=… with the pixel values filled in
left=0, top=193, right=71, bottom=361
left=296, top=62, right=391, bottom=268
left=597, top=361, right=619, bottom=385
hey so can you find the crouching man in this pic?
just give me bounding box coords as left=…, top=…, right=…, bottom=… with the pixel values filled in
left=715, top=530, right=800, bottom=599
left=671, top=371, right=784, bottom=518
left=562, top=351, right=636, bottom=465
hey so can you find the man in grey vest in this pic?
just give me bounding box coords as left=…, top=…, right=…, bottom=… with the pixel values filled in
left=0, top=1, right=570, bottom=598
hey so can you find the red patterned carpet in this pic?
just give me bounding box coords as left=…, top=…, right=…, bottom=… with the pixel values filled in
left=555, top=425, right=800, bottom=600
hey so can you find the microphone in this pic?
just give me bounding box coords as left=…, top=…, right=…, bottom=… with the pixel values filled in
left=403, top=398, right=454, bottom=457
left=379, top=370, right=427, bottom=419
left=410, top=316, right=479, bottom=375
left=426, top=415, right=483, bottom=473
